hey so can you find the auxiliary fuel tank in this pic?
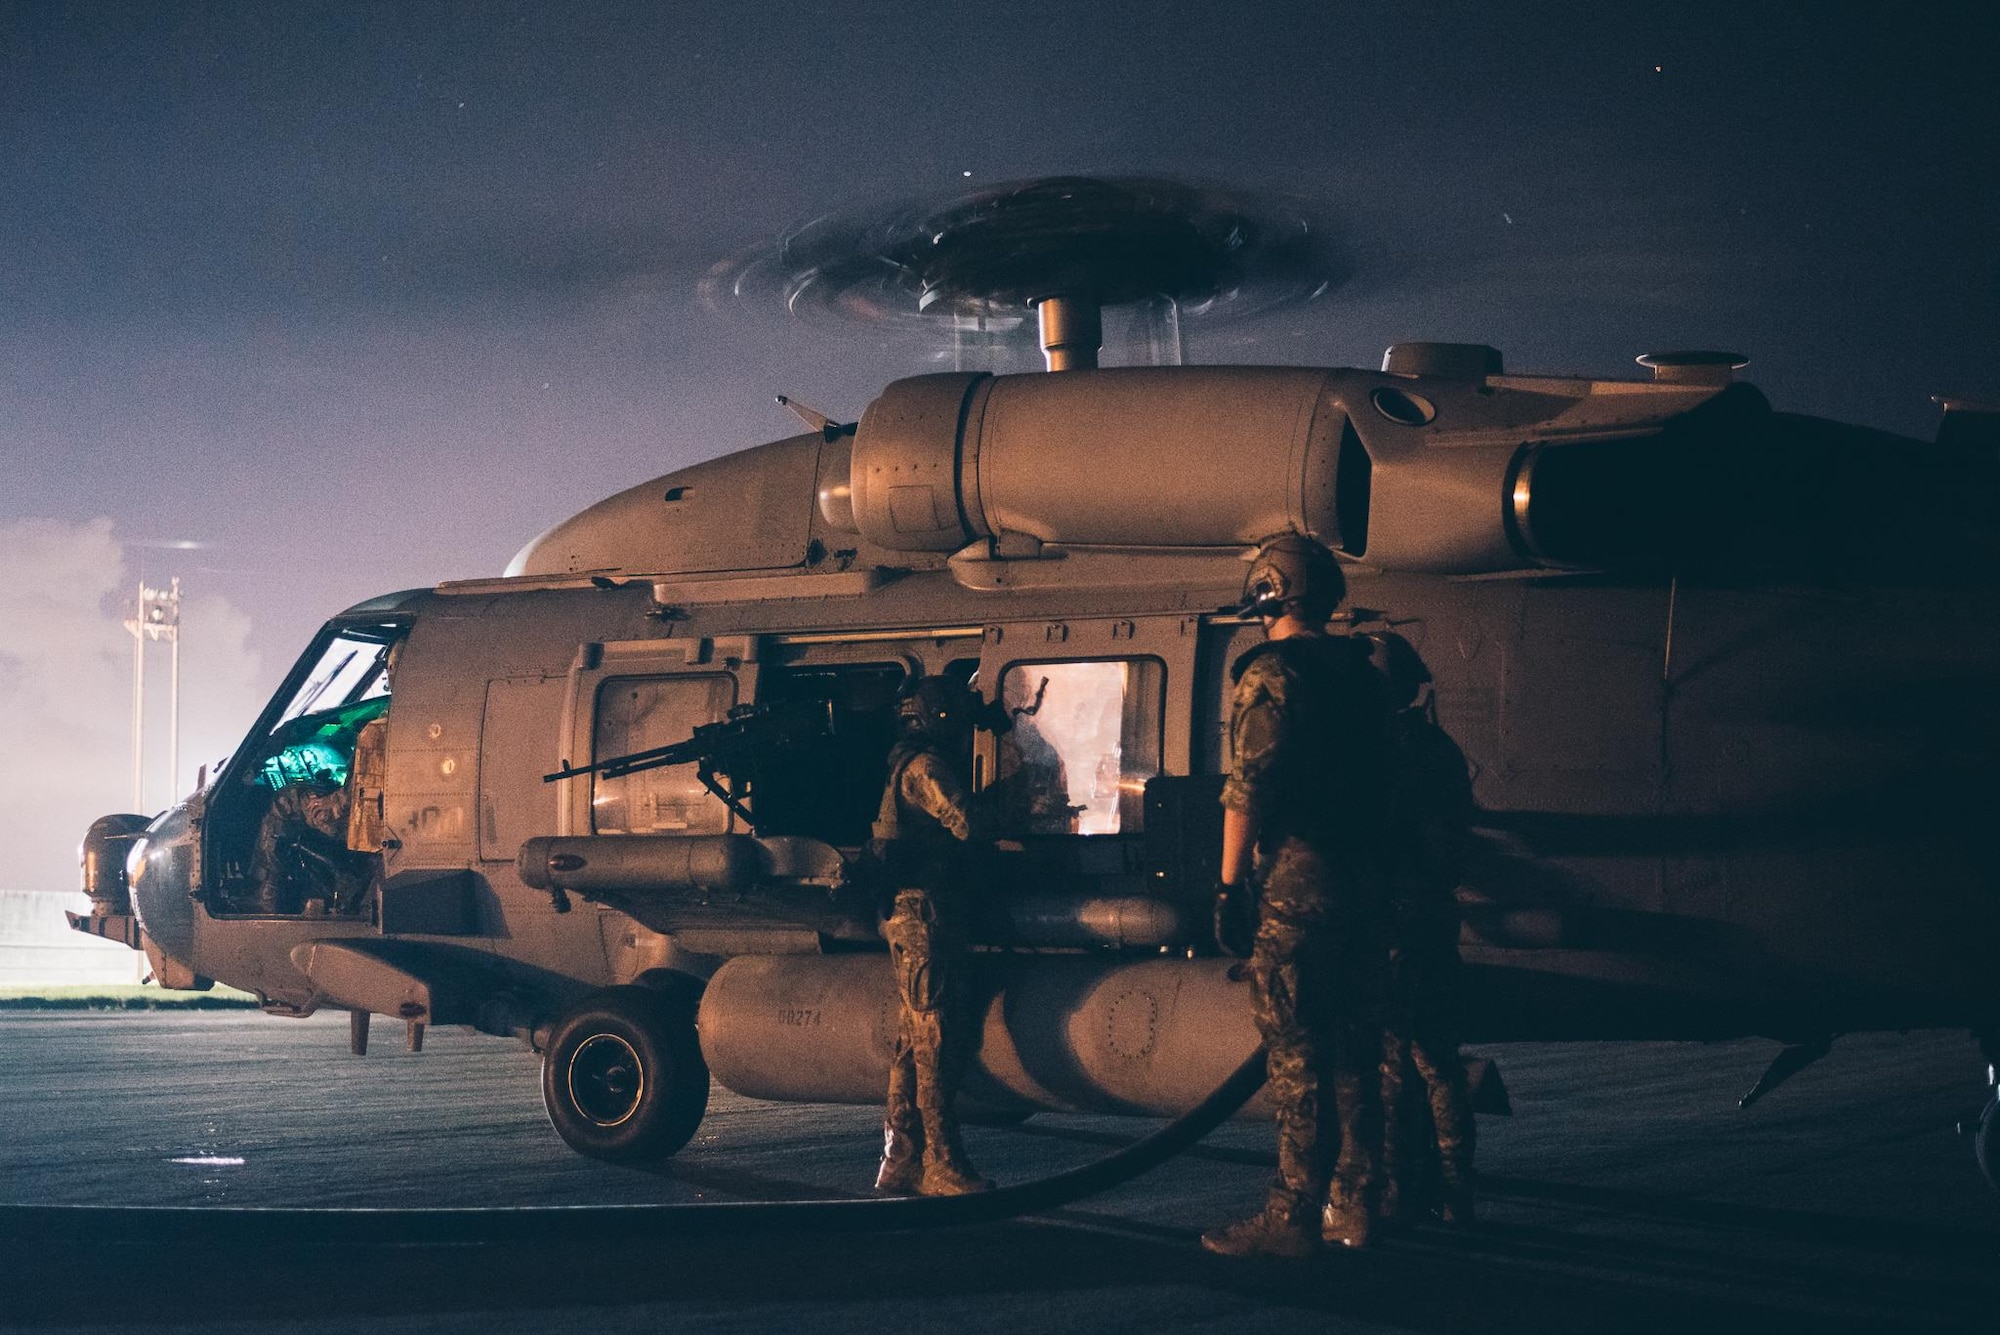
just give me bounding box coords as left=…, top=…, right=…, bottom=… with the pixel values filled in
left=698, top=953, right=1275, bottom=1118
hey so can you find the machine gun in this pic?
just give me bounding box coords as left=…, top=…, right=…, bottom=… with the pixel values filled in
left=542, top=699, right=834, bottom=830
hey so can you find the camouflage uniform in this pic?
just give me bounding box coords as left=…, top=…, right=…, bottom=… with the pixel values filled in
left=1222, top=635, right=1394, bottom=1241
left=992, top=720, right=1078, bottom=834
left=250, top=779, right=357, bottom=914
left=1378, top=705, right=1478, bottom=1222
left=875, top=737, right=993, bottom=1195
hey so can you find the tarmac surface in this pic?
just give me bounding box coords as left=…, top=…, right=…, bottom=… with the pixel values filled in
left=1, top=1011, right=1996, bottom=1332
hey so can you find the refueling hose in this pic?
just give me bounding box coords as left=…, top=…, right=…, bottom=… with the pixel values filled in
left=0, top=1049, right=1268, bottom=1247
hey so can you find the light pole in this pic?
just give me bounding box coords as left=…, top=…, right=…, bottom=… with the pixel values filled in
left=124, top=578, right=182, bottom=811
left=128, top=582, right=144, bottom=810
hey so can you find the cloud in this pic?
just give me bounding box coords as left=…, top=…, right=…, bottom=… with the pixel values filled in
left=0, top=519, right=264, bottom=892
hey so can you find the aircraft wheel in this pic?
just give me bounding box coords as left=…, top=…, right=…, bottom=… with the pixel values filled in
left=1976, top=1095, right=2000, bottom=1195
left=542, top=985, right=709, bottom=1163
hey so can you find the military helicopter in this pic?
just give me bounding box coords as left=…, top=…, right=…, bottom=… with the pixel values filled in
left=71, top=178, right=2000, bottom=1189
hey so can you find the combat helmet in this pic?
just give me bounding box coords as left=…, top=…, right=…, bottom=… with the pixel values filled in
left=1241, top=533, right=1345, bottom=623
left=895, top=675, right=976, bottom=740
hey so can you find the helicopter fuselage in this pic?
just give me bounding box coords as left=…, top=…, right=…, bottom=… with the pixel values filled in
left=79, top=356, right=2000, bottom=1138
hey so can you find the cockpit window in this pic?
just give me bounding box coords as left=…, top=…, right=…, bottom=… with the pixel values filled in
left=275, top=633, right=393, bottom=728
left=211, top=621, right=404, bottom=917
left=256, top=696, right=389, bottom=789
left=249, top=627, right=402, bottom=792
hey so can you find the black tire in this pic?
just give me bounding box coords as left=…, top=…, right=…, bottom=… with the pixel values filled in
left=1976, top=1095, right=2000, bottom=1196
left=541, top=985, right=709, bottom=1163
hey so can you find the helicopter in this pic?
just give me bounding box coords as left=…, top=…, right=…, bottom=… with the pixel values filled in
left=69, top=178, right=2000, bottom=1189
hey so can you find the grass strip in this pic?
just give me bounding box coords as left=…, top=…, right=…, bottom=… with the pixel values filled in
left=0, top=984, right=259, bottom=1011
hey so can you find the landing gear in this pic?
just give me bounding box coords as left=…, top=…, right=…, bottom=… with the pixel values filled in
left=1970, top=1029, right=2000, bottom=1196
left=1976, top=1096, right=2000, bottom=1195
left=541, top=985, right=709, bottom=1163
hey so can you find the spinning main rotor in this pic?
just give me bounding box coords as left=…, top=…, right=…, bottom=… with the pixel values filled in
left=701, top=176, right=1348, bottom=371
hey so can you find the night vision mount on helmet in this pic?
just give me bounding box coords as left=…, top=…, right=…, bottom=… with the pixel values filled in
left=895, top=676, right=976, bottom=740
left=1240, top=534, right=1348, bottom=622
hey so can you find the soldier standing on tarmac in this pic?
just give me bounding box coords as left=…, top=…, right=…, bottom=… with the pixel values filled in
left=1202, top=533, right=1396, bottom=1258
left=871, top=674, right=997, bottom=1197
left=1369, top=632, right=1479, bottom=1226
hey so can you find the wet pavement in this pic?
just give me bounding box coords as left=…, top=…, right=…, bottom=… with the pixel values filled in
left=1, top=1011, right=1995, bottom=1331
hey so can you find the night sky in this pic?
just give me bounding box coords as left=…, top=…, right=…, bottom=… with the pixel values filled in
left=2, top=1, right=1997, bottom=887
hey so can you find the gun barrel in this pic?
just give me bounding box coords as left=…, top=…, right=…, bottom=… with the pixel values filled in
left=541, top=700, right=831, bottom=785
left=543, top=740, right=697, bottom=783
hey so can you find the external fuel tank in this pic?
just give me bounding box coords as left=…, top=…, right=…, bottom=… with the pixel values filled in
left=698, top=953, right=1275, bottom=1118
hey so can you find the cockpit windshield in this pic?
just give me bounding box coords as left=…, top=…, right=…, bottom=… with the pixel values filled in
left=257, top=696, right=388, bottom=789
left=275, top=633, right=394, bottom=728
left=250, top=624, right=403, bottom=791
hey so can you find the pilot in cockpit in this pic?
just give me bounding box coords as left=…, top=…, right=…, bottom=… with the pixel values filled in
left=246, top=643, right=396, bottom=915
left=249, top=773, right=359, bottom=914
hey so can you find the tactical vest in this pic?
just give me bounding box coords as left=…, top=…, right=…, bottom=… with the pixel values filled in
left=1390, top=707, right=1474, bottom=882
left=1229, top=635, right=1394, bottom=852
left=872, top=740, right=958, bottom=843
left=1387, top=705, right=1475, bottom=947
left=875, top=739, right=971, bottom=897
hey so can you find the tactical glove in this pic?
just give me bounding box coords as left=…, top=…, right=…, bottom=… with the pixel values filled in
left=1213, top=880, right=1257, bottom=958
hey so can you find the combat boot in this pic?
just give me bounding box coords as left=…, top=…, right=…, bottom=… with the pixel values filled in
left=872, top=1123, right=923, bottom=1195
left=1438, top=1181, right=1476, bottom=1226
left=1322, top=1195, right=1376, bottom=1249
left=1372, top=1178, right=1424, bottom=1233
left=918, top=1150, right=993, bottom=1196
left=1201, top=1200, right=1320, bottom=1259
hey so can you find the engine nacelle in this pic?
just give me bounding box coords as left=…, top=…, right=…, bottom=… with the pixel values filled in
left=513, top=359, right=1819, bottom=582
left=839, top=365, right=1743, bottom=576
left=848, top=367, right=1346, bottom=553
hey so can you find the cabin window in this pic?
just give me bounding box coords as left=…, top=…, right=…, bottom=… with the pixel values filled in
left=995, top=658, right=1163, bottom=835
left=591, top=674, right=737, bottom=835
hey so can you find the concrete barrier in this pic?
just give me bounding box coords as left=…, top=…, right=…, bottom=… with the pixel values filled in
left=0, top=890, right=142, bottom=988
